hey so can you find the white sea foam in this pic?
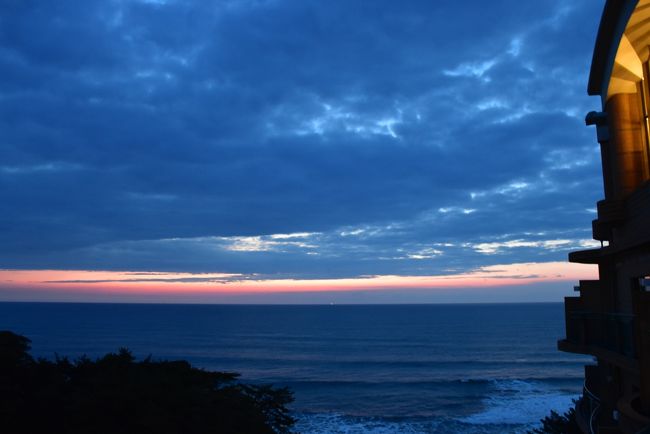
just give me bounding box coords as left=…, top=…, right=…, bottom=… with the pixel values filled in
left=295, top=413, right=430, bottom=434
left=295, top=412, right=529, bottom=434
left=458, top=379, right=577, bottom=426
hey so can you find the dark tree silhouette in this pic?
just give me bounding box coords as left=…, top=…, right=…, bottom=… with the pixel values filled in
left=0, top=331, right=295, bottom=434
left=528, top=404, right=581, bottom=434
left=0, top=330, right=33, bottom=368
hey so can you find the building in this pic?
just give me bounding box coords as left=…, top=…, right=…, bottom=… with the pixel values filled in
left=558, top=1, right=650, bottom=433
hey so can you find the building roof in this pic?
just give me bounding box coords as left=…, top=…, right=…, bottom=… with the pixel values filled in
left=588, top=0, right=638, bottom=96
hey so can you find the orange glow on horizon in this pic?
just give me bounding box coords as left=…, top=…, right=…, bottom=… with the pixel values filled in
left=0, top=262, right=597, bottom=297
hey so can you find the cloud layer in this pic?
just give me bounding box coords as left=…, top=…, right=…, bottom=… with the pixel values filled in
left=0, top=0, right=605, bottom=285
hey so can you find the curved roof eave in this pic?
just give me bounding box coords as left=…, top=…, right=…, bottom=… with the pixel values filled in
left=588, top=0, right=639, bottom=96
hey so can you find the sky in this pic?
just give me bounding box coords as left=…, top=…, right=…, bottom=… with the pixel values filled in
left=0, top=0, right=607, bottom=303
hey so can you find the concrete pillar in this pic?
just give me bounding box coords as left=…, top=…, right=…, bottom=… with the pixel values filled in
left=605, top=93, right=650, bottom=199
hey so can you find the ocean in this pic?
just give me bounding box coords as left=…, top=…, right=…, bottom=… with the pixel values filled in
left=0, top=302, right=590, bottom=433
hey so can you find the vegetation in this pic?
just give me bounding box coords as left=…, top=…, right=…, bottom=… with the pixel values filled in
left=0, top=331, right=295, bottom=434
left=528, top=404, right=580, bottom=434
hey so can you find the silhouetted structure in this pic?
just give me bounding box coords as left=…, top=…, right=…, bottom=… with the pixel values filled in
left=559, top=1, right=650, bottom=433
left=0, top=331, right=295, bottom=434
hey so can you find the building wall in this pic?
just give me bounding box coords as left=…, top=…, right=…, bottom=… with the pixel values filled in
left=559, top=1, right=650, bottom=432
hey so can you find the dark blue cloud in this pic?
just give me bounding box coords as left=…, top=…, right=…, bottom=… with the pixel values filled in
left=0, top=0, right=607, bottom=277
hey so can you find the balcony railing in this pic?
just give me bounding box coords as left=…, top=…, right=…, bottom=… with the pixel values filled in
left=564, top=306, right=636, bottom=359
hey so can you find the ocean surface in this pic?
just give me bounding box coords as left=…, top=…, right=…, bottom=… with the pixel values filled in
left=0, top=302, right=591, bottom=433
